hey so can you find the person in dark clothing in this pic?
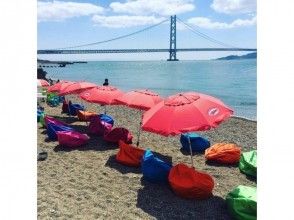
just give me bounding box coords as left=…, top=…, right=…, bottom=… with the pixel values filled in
left=103, top=78, right=109, bottom=86
left=56, top=79, right=60, bottom=83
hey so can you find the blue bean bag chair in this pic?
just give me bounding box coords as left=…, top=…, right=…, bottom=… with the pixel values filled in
left=68, top=103, right=85, bottom=116
left=99, top=114, right=114, bottom=126
left=47, top=122, right=74, bottom=141
left=141, top=149, right=172, bottom=184
left=180, top=133, right=210, bottom=153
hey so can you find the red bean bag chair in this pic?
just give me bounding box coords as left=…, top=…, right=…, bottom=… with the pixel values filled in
left=205, top=143, right=241, bottom=164
left=103, top=127, right=133, bottom=144
left=44, top=115, right=68, bottom=128
left=168, top=163, right=214, bottom=199
left=116, top=140, right=145, bottom=167
left=62, top=100, right=69, bottom=113
left=88, top=115, right=112, bottom=136
left=57, top=131, right=89, bottom=148
left=77, top=110, right=97, bottom=121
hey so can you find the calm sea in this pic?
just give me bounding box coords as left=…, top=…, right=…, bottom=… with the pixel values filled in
left=43, top=59, right=257, bottom=120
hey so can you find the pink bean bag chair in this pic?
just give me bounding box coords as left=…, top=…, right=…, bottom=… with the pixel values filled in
left=88, top=115, right=112, bottom=136
left=44, top=115, right=68, bottom=128
left=103, top=127, right=133, bottom=144
left=57, top=131, right=89, bottom=148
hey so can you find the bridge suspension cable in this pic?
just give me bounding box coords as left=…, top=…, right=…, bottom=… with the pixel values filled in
left=176, top=17, right=237, bottom=48
left=54, top=19, right=169, bottom=50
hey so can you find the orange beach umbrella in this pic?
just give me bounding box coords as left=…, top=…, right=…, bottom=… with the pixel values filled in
left=142, top=92, right=233, bottom=167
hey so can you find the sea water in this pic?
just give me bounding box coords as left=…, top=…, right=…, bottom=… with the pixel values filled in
left=43, top=59, right=257, bottom=120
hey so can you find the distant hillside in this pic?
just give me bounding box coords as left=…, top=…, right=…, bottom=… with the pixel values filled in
left=216, top=52, right=257, bottom=60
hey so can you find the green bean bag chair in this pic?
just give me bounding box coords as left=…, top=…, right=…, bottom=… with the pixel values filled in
left=226, top=185, right=257, bottom=220
left=39, top=113, right=45, bottom=127
left=239, top=150, right=257, bottom=177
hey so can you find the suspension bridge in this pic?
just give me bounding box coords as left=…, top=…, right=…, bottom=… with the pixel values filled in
left=37, top=15, right=257, bottom=61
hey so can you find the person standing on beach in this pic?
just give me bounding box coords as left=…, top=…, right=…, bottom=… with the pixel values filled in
left=103, top=78, right=109, bottom=86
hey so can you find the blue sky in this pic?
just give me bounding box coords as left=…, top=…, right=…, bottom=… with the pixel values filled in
left=37, top=0, right=256, bottom=60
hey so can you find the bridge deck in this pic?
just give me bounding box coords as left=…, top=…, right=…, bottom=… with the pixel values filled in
left=37, top=48, right=257, bottom=54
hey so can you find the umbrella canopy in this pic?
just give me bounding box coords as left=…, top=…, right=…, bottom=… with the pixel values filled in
left=47, top=81, right=75, bottom=93
left=37, top=79, right=50, bottom=87
left=79, top=86, right=124, bottom=105
left=58, top=81, right=97, bottom=96
left=114, top=89, right=162, bottom=111
left=142, top=92, right=233, bottom=136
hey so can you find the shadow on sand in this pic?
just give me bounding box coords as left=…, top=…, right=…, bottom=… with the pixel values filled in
left=205, top=160, right=239, bottom=168
left=136, top=177, right=232, bottom=220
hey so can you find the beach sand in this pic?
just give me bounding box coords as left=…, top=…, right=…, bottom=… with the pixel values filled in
left=38, top=97, right=257, bottom=219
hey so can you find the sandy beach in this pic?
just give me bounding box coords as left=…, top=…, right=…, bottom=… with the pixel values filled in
left=38, top=97, right=257, bottom=219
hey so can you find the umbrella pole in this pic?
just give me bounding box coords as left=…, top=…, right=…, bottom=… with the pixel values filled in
left=188, top=137, right=194, bottom=168
left=136, top=110, right=143, bottom=147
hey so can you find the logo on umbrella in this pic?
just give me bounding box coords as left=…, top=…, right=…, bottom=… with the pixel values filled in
left=208, top=108, right=219, bottom=116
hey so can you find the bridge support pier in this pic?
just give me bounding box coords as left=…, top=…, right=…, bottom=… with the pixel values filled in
left=167, top=15, right=179, bottom=61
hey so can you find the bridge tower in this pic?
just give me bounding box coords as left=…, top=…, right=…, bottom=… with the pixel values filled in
left=167, top=15, right=178, bottom=61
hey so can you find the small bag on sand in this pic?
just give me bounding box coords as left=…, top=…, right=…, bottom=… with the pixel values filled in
left=103, top=127, right=133, bottom=144
left=57, top=131, right=89, bottom=148
left=168, top=163, right=214, bottom=199
left=141, top=149, right=172, bottom=184
left=226, top=185, right=257, bottom=220
left=116, top=140, right=145, bottom=167
left=88, top=115, right=113, bottom=136
left=77, top=110, right=97, bottom=121
left=239, top=150, right=257, bottom=177
left=205, top=143, right=241, bottom=164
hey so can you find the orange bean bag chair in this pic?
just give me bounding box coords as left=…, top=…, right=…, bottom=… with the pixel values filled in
left=116, top=141, right=145, bottom=167
left=168, top=163, right=214, bottom=199
left=77, top=110, right=97, bottom=121
left=205, top=143, right=241, bottom=164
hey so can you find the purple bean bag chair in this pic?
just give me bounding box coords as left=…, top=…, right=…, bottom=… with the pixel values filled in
left=88, top=115, right=113, bottom=136
left=103, top=127, right=133, bottom=144
left=44, top=116, right=68, bottom=128
left=57, top=131, right=89, bottom=148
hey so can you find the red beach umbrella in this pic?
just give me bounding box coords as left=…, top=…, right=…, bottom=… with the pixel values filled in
left=47, top=81, right=75, bottom=93
left=114, top=89, right=162, bottom=146
left=142, top=92, right=233, bottom=167
left=79, top=86, right=124, bottom=113
left=58, top=81, right=97, bottom=96
left=37, top=79, right=50, bottom=87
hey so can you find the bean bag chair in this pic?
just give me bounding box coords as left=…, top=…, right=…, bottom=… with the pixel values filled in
left=37, top=110, right=44, bottom=122
left=168, top=163, right=214, bottom=199
left=44, top=116, right=68, bottom=128
left=57, top=131, right=89, bottom=148
left=39, top=113, right=45, bottom=127
left=77, top=110, right=97, bottom=121
left=239, top=150, right=257, bottom=177
left=88, top=115, right=113, bottom=136
left=59, top=96, right=65, bottom=103
left=205, top=143, right=241, bottom=164
left=116, top=140, right=145, bottom=167
left=103, top=127, right=133, bottom=144
left=226, top=185, right=257, bottom=220
left=47, top=122, right=74, bottom=141
left=61, top=100, right=69, bottom=113
left=68, top=103, right=85, bottom=116
left=47, top=93, right=60, bottom=107
left=99, top=114, right=114, bottom=126
left=180, top=133, right=210, bottom=153
left=141, top=149, right=172, bottom=183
